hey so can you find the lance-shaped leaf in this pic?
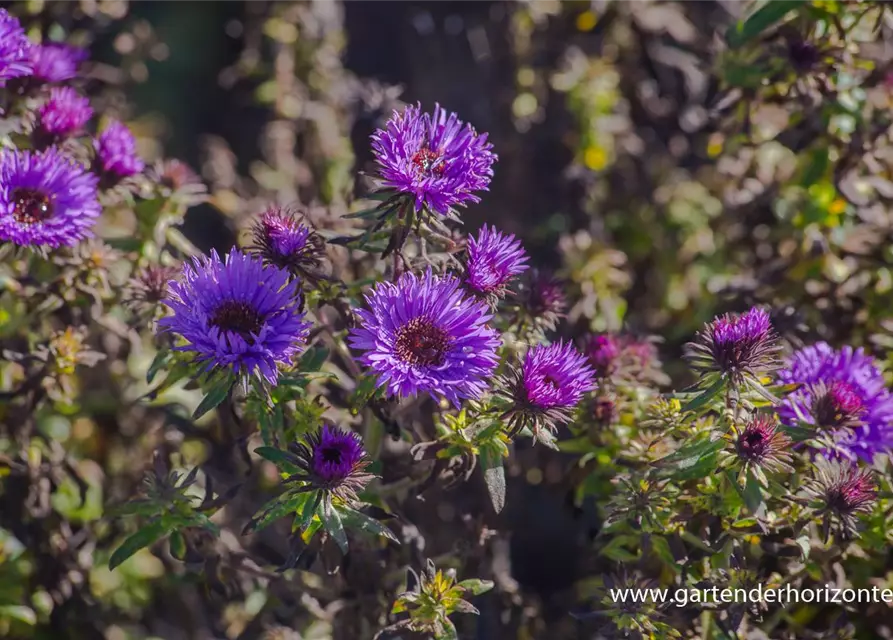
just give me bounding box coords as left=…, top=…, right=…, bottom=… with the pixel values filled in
left=109, top=519, right=169, bottom=570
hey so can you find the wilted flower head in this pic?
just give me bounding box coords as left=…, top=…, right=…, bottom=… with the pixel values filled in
left=516, top=269, right=566, bottom=333
left=802, top=457, right=877, bottom=541
left=371, top=103, right=496, bottom=216
left=464, top=224, right=528, bottom=299
left=125, top=264, right=179, bottom=314
left=348, top=269, right=500, bottom=406
left=0, top=147, right=101, bottom=248
left=778, top=343, right=893, bottom=462
left=287, top=424, right=373, bottom=503
left=248, top=206, right=325, bottom=279
left=149, top=159, right=207, bottom=206
left=501, top=341, right=595, bottom=443
left=686, top=307, right=780, bottom=383
left=583, top=333, right=665, bottom=385
left=94, top=120, right=144, bottom=180
left=158, top=248, right=311, bottom=386
left=37, top=87, right=93, bottom=140
left=729, top=414, right=793, bottom=479
left=0, top=9, right=33, bottom=83
left=29, top=42, right=87, bottom=83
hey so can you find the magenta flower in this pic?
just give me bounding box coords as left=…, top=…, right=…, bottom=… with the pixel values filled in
left=778, top=343, right=893, bottom=462
left=686, top=307, right=780, bottom=383
left=29, top=42, right=87, bottom=83
left=158, top=249, right=311, bottom=386
left=38, top=87, right=93, bottom=139
left=248, top=206, right=325, bottom=279
left=94, top=120, right=144, bottom=179
left=802, top=457, right=877, bottom=541
left=371, top=103, right=496, bottom=216
left=288, top=424, right=373, bottom=503
left=501, top=341, right=596, bottom=442
left=0, top=148, right=100, bottom=248
left=464, top=224, right=528, bottom=299
left=0, top=9, right=33, bottom=83
left=348, top=269, right=500, bottom=406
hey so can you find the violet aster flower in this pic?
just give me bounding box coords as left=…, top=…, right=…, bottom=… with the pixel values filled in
left=501, top=341, right=596, bottom=443
left=0, top=9, right=33, bottom=83
left=158, top=249, right=311, bottom=386
left=585, top=334, right=622, bottom=379
left=348, top=269, right=500, bottom=406
left=37, top=87, right=93, bottom=140
left=284, top=424, right=374, bottom=503
left=778, top=342, right=893, bottom=461
left=801, top=457, right=877, bottom=541
left=248, top=206, right=325, bottom=280
left=94, top=120, right=144, bottom=180
left=464, top=224, right=528, bottom=299
left=371, top=103, right=496, bottom=216
left=686, top=307, right=780, bottom=385
left=0, top=147, right=100, bottom=248
left=29, top=42, right=87, bottom=83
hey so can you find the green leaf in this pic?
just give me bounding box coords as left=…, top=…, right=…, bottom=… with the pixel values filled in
left=339, top=507, right=400, bottom=543
left=109, top=519, right=169, bottom=570
left=742, top=470, right=766, bottom=516
left=656, top=438, right=725, bottom=480
left=321, top=500, right=349, bottom=554
left=437, top=618, right=459, bottom=640
left=457, top=579, right=494, bottom=596
left=193, top=375, right=235, bottom=420
left=298, top=346, right=329, bottom=373
left=0, top=605, right=36, bottom=626
left=480, top=446, right=506, bottom=514
left=682, top=377, right=725, bottom=412
left=169, top=530, right=187, bottom=560
left=245, top=489, right=314, bottom=534
left=146, top=349, right=171, bottom=384
left=295, top=490, right=322, bottom=533
left=726, top=0, right=805, bottom=48
left=254, top=446, right=302, bottom=475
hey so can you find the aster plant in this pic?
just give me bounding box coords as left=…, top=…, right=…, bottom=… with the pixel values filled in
left=778, top=343, right=893, bottom=462
left=35, top=86, right=93, bottom=145
left=246, top=424, right=397, bottom=557
left=348, top=269, right=500, bottom=407
left=157, top=248, right=311, bottom=405
left=0, top=8, right=33, bottom=83
left=463, top=224, right=528, bottom=302
left=499, top=341, right=596, bottom=447
left=801, top=457, right=878, bottom=542
left=0, top=147, right=101, bottom=248
left=247, top=205, right=326, bottom=282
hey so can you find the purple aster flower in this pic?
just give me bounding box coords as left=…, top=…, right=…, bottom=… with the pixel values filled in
left=158, top=248, right=311, bottom=386
left=93, top=120, right=144, bottom=180
left=501, top=341, right=596, bottom=444
left=585, top=333, right=667, bottom=386
left=371, top=103, right=496, bottom=216
left=348, top=269, right=500, bottom=406
left=801, top=457, right=877, bottom=541
left=248, top=206, right=325, bottom=280
left=287, top=424, right=374, bottom=503
left=37, top=87, right=93, bottom=140
left=464, top=224, right=528, bottom=299
left=29, top=42, right=87, bottom=83
left=686, top=307, right=780, bottom=384
left=0, top=147, right=100, bottom=248
left=0, top=9, right=33, bottom=83
left=778, top=342, right=893, bottom=461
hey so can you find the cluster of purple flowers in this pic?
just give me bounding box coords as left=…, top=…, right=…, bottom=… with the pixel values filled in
left=0, top=8, right=145, bottom=249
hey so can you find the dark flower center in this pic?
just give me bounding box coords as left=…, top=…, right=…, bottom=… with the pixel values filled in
left=789, top=39, right=820, bottom=70
left=411, top=147, right=444, bottom=176
left=543, top=373, right=561, bottom=389
left=395, top=316, right=450, bottom=366
left=210, top=301, right=263, bottom=338
left=825, top=477, right=874, bottom=515
left=812, top=381, right=865, bottom=430
left=12, top=188, right=53, bottom=224
left=320, top=445, right=343, bottom=465
left=738, top=429, right=768, bottom=460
